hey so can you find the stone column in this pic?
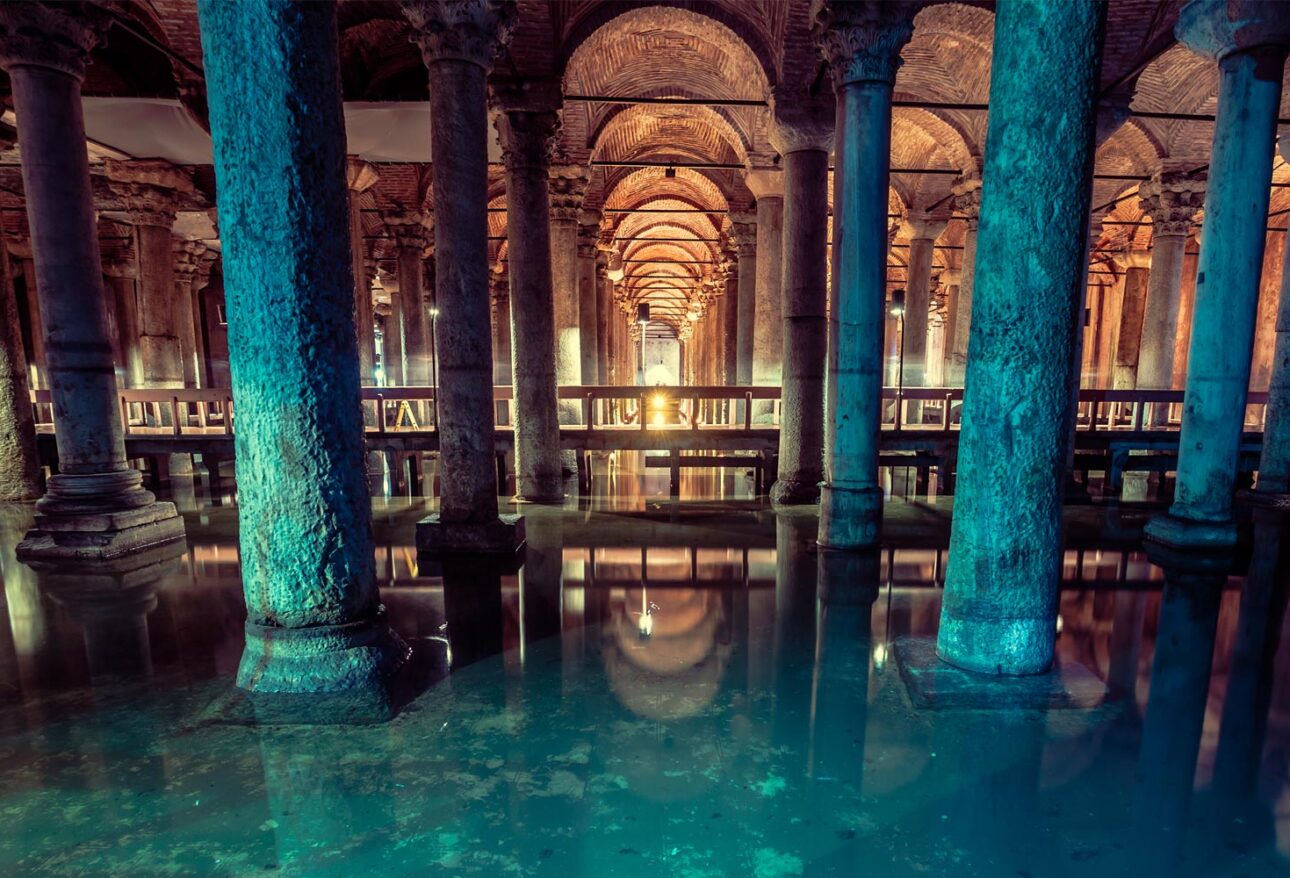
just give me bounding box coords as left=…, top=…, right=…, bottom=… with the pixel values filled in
left=0, top=226, right=40, bottom=501
left=104, top=160, right=194, bottom=391
left=198, top=0, right=406, bottom=706
left=730, top=215, right=757, bottom=384
left=904, top=209, right=949, bottom=419
left=1145, top=1, right=1290, bottom=549
left=1251, top=138, right=1290, bottom=502
left=931, top=267, right=959, bottom=388
left=945, top=175, right=981, bottom=385
left=0, top=1, right=182, bottom=560
left=549, top=166, right=588, bottom=423
left=1136, top=171, right=1205, bottom=392
left=721, top=252, right=739, bottom=385
left=937, top=0, right=1105, bottom=675
left=346, top=158, right=379, bottom=385
left=595, top=249, right=610, bottom=386
left=1111, top=249, right=1151, bottom=389
left=814, top=0, right=914, bottom=542
left=384, top=211, right=432, bottom=386
left=99, top=248, right=142, bottom=387
left=172, top=240, right=210, bottom=388
left=746, top=170, right=783, bottom=418
left=489, top=271, right=511, bottom=399
left=8, top=241, right=46, bottom=390
left=404, top=0, right=523, bottom=552
left=769, top=94, right=834, bottom=505
left=493, top=91, right=563, bottom=501
left=577, top=211, right=600, bottom=387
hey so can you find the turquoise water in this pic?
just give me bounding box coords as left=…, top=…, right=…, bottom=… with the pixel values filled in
left=1, top=493, right=1288, bottom=877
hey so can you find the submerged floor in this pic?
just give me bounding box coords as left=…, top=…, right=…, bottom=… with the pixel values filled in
left=1, top=465, right=1289, bottom=876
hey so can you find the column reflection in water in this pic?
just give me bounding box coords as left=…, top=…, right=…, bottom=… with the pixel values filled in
left=1129, top=546, right=1229, bottom=872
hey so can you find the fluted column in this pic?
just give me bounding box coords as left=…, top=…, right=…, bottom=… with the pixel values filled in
left=577, top=211, right=601, bottom=387
left=1146, top=1, right=1290, bottom=549
left=404, top=0, right=523, bottom=551
left=729, top=215, right=757, bottom=385
left=493, top=90, right=564, bottom=500
left=1111, top=249, right=1152, bottom=390
left=198, top=0, right=406, bottom=705
left=769, top=95, right=834, bottom=505
left=945, top=175, right=980, bottom=385
left=1137, top=171, right=1205, bottom=392
left=346, top=158, right=379, bottom=386
left=549, top=166, right=588, bottom=425
left=937, top=0, right=1105, bottom=675
left=104, top=160, right=194, bottom=391
left=904, top=209, right=948, bottom=414
left=0, top=1, right=182, bottom=559
left=814, top=0, right=913, bottom=544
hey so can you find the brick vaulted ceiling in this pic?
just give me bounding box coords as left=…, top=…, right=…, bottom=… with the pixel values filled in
left=3, top=0, right=1289, bottom=331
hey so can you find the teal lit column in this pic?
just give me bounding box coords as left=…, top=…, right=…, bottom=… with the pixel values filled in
left=1145, top=1, right=1290, bottom=548
left=814, top=0, right=915, bottom=545
left=198, top=0, right=408, bottom=702
left=769, top=94, right=833, bottom=506
left=937, top=0, right=1105, bottom=675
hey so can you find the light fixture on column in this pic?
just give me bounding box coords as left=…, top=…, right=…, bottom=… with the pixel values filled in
left=889, top=289, right=906, bottom=317
left=636, top=303, right=650, bottom=325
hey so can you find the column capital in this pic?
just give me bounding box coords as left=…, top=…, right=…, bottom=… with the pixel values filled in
left=744, top=168, right=784, bottom=200
left=729, top=211, right=758, bottom=256
left=382, top=209, right=432, bottom=253
left=1113, top=248, right=1153, bottom=271
left=1138, top=170, right=1206, bottom=237
left=174, top=239, right=218, bottom=288
left=812, top=0, right=919, bottom=87
left=0, top=1, right=110, bottom=80
left=1176, top=0, right=1290, bottom=62
left=576, top=209, right=601, bottom=257
left=768, top=88, right=835, bottom=155
left=549, top=165, right=589, bottom=222
left=941, top=267, right=962, bottom=287
left=494, top=108, right=560, bottom=173
left=904, top=208, right=949, bottom=241
left=400, top=0, right=515, bottom=72
left=951, top=174, right=982, bottom=228
left=346, top=157, right=380, bottom=194
left=102, top=159, right=194, bottom=228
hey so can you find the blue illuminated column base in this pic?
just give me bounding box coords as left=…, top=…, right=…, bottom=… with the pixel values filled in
left=416, top=512, right=526, bottom=555
left=817, top=484, right=882, bottom=549
left=237, top=606, right=411, bottom=720
left=1143, top=511, right=1239, bottom=550
left=936, top=614, right=1056, bottom=677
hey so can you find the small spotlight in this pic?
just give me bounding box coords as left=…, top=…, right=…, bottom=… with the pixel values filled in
left=664, top=166, right=676, bottom=178
left=889, top=289, right=905, bottom=317
left=651, top=393, right=667, bottom=409
left=687, top=311, right=700, bottom=321
left=636, top=303, right=651, bottom=325
left=429, top=305, right=440, bottom=318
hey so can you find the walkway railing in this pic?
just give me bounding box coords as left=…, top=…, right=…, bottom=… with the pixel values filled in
left=29, top=385, right=1270, bottom=439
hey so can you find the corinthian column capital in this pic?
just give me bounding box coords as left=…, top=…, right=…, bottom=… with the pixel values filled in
left=400, top=0, right=516, bottom=72
left=0, top=1, right=109, bottom=79
left=1138, top=170, right=1206, bottom=237
left=812, top=0, right=919, bottom=87
left=102, top=159, right=195, bottom=229
left=1176, top=0, right=1290, bottom=61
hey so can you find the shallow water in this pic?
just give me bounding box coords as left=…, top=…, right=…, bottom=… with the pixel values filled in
left=1, top=479, right=1289, bottom=876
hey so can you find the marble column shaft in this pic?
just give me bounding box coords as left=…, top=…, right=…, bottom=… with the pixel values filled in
left=1254, top=139, right=1290, bottom=498
left=198, top=0, right=405, bottom=697
left=730, top=216, right=757, bottom=385
left=413, top=12, right=507, bottom=523
left=1147, top=4, right=1289, bottom=546
left=723, top=260, right=739, bottom=384
left=937, top=0, right=1105, bottom=675
left=770, top=102, right=833, bottom=505
left=346, top=158, right=379, bottom=386
left=946, top=178, right=980, bottom=385
left=495, top=104, right=563, bottom=500
left=1111, top=253, right=1151, bottom=389
left=595, top=254, right=610, bottom=386
left=549, top=168, right=587, bottom=424
left=815, top=0, right=914, bottom=546
left=904, top=216, right=947, bottom=389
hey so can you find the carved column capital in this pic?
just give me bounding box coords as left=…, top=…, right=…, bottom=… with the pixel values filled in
left=102, top=159, right=194, bottom=229
left=768, top=88, right=835, bottom=155
left=383, top=210, right=432, bottom=253
left=346, top=157, right=379, bottom=194
left=0, top=1, right=110, bottom=80
left=744, top=168, right=784, bottom=200
left=813, top=0, right=919, bottom=87
left=729, top=211, right=758, bottom=256
left=549, top=165, right=589, bottom=222
left=951, top=174, right=983, bottom=230
left=905, top=209, right=949, bottom=241
left=1176, top=0, right=1290, bottom=62
left=494, top=108, right=560, bottom=173
left=400, top=0, right=515, bottom=72
left=1138, top=170, right=1206, bottom=237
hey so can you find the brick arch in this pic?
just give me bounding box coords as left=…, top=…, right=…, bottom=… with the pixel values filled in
left=591, top=103, right=752, bottom=167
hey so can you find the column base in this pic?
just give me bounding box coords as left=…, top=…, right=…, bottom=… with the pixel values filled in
left=236, top=606, right=412, bottom=723
left=1143, top=511, right=1238, bottom=550
left=817, top=484, right=882, bottom=549
left=416, top=512, right=526, bottom=555
left=770, top=477, right=820, bottom=507
left=935, top=613, right=1056, bottom=676
left=17, top=499, right=185, bottom=563
left=898, top=637, right=1105, bottom=710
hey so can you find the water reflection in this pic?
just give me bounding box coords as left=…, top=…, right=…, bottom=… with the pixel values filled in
left=2, top=500, right=1290, bottom=875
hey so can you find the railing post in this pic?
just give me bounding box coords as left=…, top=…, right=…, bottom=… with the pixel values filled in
left=119, top=393, right=129, bottom=436
left=691, top=396, right=699, bottom=430
left=170, top=397, right=182, bottom=436
left=744, top=392, right=752, bottom=431
left=376, top=393, right=386, bottom=435
left=224, top=397, right=234, bottom=434
left=584, top=392, right=593, bottom=431
left=640, top=394, right=646, bottom=431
